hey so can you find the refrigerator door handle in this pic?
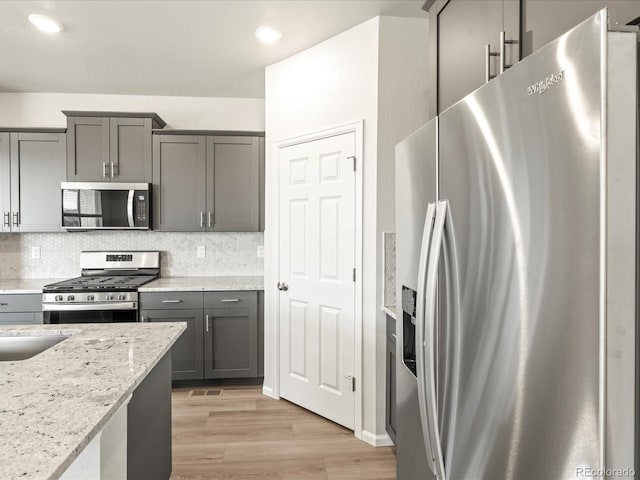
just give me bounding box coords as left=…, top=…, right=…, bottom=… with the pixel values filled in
left=416, top=202, right=438, bottom=477
left=423, top=200, right=448, bottom=480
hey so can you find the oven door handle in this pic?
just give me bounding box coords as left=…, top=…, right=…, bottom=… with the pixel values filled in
left=42, top=302, right=137, bottom=312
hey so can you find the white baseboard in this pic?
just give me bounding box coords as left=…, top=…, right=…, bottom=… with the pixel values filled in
left=361, top=430, right=395, bottom=447
left=262, top=385, right=276, bottom=398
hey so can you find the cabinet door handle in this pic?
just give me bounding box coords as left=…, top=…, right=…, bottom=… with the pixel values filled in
left=208, top=211, right=212, bottom=228
left=12, top=211, right=19, bottom=227
left=162, top=299, right=183, bottom=303
left=485, top=44, right=499, bottom=83
left=499, top=31, right=515, bottom=74
left=0, top=303, right=8, bottom=306
left=111, top=162, right=118, bottom=178
left=200, top=211, right=204, bottom=228
left=3, top=212, right=9, bottom=227
left=103, top=162, right=109, bottom=178
left=205, top=314, right=209, bottom=333
left=140, top=315, right=145, bottom=322
left=220, top=299, right=239, bottom=303
left=110, top=162, right=115, bottom=178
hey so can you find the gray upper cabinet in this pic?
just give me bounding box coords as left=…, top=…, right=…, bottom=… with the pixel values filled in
left=207, top=136, right=259, bottom=232
left=431, top=0, right=520, bottom=113
left=153, top=132, right=263, bottom=232
left=153, top=134, right=207, bottom=232
left=65, top=111, right=165, bottom=182
left=0, top=130, right=66, bottom=233
left=521, top=0, right=640, bottom=57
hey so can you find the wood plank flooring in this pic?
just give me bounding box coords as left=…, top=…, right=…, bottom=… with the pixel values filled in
left=171, top=385, right=397, bottom=480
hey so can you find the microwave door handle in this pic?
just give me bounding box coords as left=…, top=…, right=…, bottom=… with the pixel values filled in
left=127, top=190, right=135, bottom=227
left=416, top=202, right=437, bottom=477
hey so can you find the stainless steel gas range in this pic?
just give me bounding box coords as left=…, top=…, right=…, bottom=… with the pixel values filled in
left=42, top=251, right=159, bottom=324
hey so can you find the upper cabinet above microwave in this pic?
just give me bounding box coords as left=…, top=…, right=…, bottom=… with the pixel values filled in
left=64, top=111, right=166, bottom=183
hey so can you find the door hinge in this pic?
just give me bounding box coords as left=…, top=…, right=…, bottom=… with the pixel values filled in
left=346, top=375, right=356, bottom=392
left=348, top=155, right=356, bottom=172
left=352, top=268, right=356, bottom=282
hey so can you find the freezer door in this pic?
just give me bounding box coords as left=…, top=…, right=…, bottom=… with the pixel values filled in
left=436, top=10, right=635, bottom=480
left=395, top=119, right=438, bottom=480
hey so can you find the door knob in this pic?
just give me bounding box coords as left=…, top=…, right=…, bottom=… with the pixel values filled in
left=277, top=282, right=289, bottom=291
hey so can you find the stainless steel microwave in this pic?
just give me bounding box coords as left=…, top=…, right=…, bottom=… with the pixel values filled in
left=61, top=182, right=151, bottom=230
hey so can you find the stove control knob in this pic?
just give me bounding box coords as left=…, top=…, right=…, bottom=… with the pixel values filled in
left=118, top=294, right=126, bottom=301
left=106, top=295, right=113, bottom=301
left=67, top=295, right=75, bottom=301
left=87, top=295, right=94, bottom=301
left=55, top=295, right=63, bottom=302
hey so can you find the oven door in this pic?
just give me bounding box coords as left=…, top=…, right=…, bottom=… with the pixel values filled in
left=43, top=302, right=138, bottom=324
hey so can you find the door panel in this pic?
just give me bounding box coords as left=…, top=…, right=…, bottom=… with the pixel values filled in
left=110, top=117, right=152, bottom=182
left=11, top=133, right=66, bottom=232
left=142, top=309, right=203, bottom=381
left=207, top=136, right=259, bottom=232
left=204, top=306, right=258, bottom=379
left=67, top=116, right=109, bottom=181
left=279, top=131, right=356, bottom=429
left=152, top=135, right=206, bottom=231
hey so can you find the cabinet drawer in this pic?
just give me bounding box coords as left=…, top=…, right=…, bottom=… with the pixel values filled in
left=204, top=291, right=257, bottom=309
left=139, top=292, right=203, bottom=310
left=0, top=294, right=42, bottom=313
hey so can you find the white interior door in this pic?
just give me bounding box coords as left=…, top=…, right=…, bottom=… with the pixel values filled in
left=278, top=132, right=356, bottom=429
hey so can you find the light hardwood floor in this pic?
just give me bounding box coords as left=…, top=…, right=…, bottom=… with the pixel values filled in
left=171, top=385, right=397, bottom=480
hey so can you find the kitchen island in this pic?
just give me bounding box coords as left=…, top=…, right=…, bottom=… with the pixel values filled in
left=0, top=322, right=185, bottom=480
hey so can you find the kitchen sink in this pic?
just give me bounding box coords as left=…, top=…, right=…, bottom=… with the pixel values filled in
left=0, top=334, right=69, bottom=361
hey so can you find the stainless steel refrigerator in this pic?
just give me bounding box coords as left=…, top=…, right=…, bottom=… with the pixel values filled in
left=395, top=9, right=638, bottom=480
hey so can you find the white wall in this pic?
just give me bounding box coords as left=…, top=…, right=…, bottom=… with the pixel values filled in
left=264, top=15, right=428, bottom=444
left=0, top=92, right=264, bottom=130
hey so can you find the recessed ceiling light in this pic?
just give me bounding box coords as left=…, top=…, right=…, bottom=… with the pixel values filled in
left=255, top=26, right=282, bottom=44
left=28, top=14, right=63, bottom=34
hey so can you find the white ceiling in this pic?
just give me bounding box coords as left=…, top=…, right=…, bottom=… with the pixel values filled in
left=0, top=0, right=427, bottom=99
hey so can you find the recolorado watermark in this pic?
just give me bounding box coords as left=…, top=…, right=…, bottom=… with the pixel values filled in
left=576, top=467, right=635, bottom=478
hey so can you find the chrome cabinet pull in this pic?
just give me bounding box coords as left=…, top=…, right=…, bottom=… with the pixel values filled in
left=12, top=211, right=19, bottom=227
left=220, top=299, right=239, bottom=303
left=140, top=315, right=145, bottom=322
left=162, top=299, right=182, bottom=303
left=205, top=314, right=209, bottom=333
left=200, top=211, right=204, bottom=228
left=103, top=162, right=108, bottom=178
left=499, top=31, right=515, bottom=74
left=208, top=211, right=212, bottom=228
left=3, top=212, right=9, bottom=227
left=485, top=44, right=499, bottom=83
left=111, top=162, right=118, bottom=178
left=0, top=303, right=8, bottom=306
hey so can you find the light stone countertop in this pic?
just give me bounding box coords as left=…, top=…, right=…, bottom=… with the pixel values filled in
left=0, top=278, right=66, bottom=294
left=139, top=275, right=264, bottom=292
left=0, top=322, right=186, bottom=480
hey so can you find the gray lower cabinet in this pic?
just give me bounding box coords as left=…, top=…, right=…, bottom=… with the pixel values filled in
left=65, top=111, right=165, bottom=182
left=385, top=314, right=397, bottom=442
left=0, top=294, right=44, bottom=324
left=0, top=131, right=66, bottom=233
left=141, top=309, right=204, bottom=380
left=204, top=291, right=258, bottom=378
left=153, top=132, right=263, bottom=232
left=140, top=290, right=260, bottom=381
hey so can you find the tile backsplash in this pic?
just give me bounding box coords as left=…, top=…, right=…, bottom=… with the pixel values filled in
left=0, top=232, right=264, bottom=279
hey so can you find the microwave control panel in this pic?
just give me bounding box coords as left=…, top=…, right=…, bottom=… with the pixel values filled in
left=134, top=190, right=149, bottom=228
